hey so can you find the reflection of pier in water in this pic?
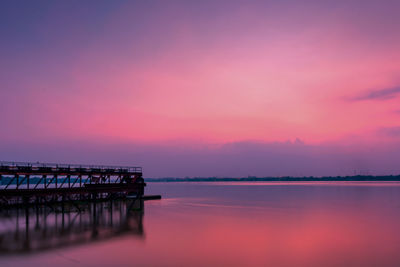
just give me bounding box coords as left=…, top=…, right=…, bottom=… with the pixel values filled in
left=0, top=199, right=144, bottom=254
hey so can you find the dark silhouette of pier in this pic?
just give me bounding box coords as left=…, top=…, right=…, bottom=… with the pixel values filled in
left=0, top=161, right=160, bottom=206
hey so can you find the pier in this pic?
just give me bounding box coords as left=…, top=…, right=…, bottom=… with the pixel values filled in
left=0, top=161, right=160, bottom=207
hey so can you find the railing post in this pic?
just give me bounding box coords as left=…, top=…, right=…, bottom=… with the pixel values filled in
left=16, top=175, right=19, bottom=190
left=27, top=175, right=30, bottom=189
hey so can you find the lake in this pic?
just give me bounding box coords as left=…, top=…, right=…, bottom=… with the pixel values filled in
left=1, top=181, right=400, bottom=266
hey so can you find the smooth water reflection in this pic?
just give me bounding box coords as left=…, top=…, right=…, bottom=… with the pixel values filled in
left=0, top=199, right=143, bottom=255
left=1, top=182, right=400, bottom=266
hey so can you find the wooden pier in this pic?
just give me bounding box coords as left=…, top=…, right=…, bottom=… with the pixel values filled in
left=0, top=161, right=160, bottom=207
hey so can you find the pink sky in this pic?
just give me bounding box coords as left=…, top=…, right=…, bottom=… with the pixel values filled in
left=1, top=1, right=400, bottom=176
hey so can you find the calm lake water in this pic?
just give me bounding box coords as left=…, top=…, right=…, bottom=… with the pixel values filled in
left=1, top=181, right=400, bottom=266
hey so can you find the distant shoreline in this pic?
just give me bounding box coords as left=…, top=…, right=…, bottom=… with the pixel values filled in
left=145, top=176, right=400, bottom=182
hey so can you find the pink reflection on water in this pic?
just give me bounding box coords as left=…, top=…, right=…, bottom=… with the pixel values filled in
left=1, top=182, right=400, bottom=266
left=138, top=201, right=400, bottom=267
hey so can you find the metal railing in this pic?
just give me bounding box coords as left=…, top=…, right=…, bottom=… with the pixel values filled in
left=0, top=161, right=142, bottom=173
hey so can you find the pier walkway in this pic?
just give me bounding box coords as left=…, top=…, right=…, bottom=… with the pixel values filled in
left=0, top=161, right=153, bottom=206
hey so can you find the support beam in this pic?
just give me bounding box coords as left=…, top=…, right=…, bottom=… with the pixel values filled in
left=5, top=175, right=17, bottom=189
left=34, top=175, right=45, bottom=189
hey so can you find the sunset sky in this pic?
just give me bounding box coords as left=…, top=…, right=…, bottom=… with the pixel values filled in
left=1, top=0, right=400, bottom=177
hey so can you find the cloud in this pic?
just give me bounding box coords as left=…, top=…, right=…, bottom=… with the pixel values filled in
left=349, top=87, right=400, bottom=101
left=379, top=126, right=400, bottom=137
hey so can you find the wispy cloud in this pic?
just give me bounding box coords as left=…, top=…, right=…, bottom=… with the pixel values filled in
left=349, top=87, right=400, bottom=101
left=378, top=126, right=400, bottom=137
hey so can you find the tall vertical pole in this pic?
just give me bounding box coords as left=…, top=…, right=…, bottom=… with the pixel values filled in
left=61, top=195, right=65, bottom=233
left=24, top=203, right=30, bottom=250
left=109, top=199, right=113, bottom=226
left=35, top=202, right=39, bottom=230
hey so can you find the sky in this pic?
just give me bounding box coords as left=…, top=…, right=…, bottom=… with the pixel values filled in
left=1, top=0, right=400, bottom=177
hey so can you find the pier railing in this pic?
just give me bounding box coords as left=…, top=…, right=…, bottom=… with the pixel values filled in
left=0, top=161, right=142, bottom=173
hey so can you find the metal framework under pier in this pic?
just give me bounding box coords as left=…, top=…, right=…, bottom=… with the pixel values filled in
left=0, top=161, right=147, bottom=206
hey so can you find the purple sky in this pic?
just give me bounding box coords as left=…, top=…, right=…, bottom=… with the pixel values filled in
left=1, top=1, right=400, bottom=177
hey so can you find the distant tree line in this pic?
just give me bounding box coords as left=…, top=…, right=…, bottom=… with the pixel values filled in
left=145, top=175, right=400, bottom=182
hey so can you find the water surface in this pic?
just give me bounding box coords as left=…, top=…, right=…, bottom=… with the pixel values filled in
left=1, top=181, right=400, bottom=266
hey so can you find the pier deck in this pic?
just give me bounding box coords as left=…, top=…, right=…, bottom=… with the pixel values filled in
left=0, top=161, right=158, bottom=206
